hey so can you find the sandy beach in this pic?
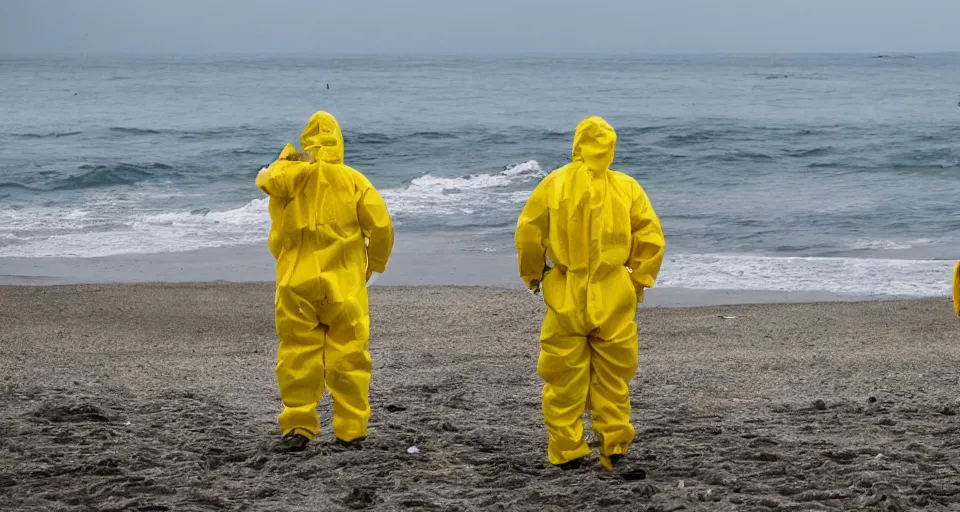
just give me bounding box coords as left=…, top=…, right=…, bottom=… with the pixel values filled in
left=1, top=283, right=959, bottom=511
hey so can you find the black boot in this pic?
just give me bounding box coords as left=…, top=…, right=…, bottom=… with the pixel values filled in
left=602, top=454, right=647, bottom=480
left=557, top=457, right=585, bottom=471
left=278, top=431, right=310, bottom=453
left=335, top=436, right=366, bottom=449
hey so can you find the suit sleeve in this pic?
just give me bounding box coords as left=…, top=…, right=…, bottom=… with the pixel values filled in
left=356, top=175, right=394, bottom=273
left=256, top=159, right=310, bottom=199
left=627, top=180, right=665, bottom=294
left=515, top=177, right=551, bottom=290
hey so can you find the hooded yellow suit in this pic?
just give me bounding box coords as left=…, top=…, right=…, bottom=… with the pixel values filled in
left=515, top=116, right=665, bottom=468
left=256, top=112, right=394, bottom=442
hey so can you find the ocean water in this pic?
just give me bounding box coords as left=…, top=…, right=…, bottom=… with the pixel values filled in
left=1, top=54, right=958, bottom=297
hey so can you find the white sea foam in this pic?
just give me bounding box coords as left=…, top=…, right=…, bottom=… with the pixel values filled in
left=846, top=238, right=936, bottom=251
left=379, top=160, right=544, bottom=216
left=0, top=159, right=546, bottom=258
left=656, top=253, right=953, bottom=297
left=0, top=198, right=271, bottom=258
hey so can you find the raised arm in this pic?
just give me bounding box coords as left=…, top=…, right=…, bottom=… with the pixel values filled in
left=256, top=144, right=310, bottom=199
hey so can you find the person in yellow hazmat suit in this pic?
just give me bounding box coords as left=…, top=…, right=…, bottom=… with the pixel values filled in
left=515, top=116, right=665, bottom=475
left=256, top=111, right=394, bottom=452
left=953, top=261, right=959, bottom=317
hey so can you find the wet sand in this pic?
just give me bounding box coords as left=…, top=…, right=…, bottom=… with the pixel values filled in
left=1, top=283, right=959, bottom=511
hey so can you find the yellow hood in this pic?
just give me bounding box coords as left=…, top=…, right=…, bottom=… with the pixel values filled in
left=572, top=116, right=617, bottom=174
left=300, top=111, right=344, bottom=164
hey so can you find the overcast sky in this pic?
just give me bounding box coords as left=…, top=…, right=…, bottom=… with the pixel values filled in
left=1, top=0, right=957, bottom=54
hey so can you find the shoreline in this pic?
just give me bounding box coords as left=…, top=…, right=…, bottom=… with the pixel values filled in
left=0, top=279, right=948, bottom=309
left=0, top=243, right=952, bottom=307
left=0, top=242, right=952, bottom=307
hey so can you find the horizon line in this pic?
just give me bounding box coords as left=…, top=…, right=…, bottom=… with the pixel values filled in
left=1, top=50, right=958, bottom=58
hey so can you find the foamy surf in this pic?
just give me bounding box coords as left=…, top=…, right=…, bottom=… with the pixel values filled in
left=0, top=158, right=547, bottom=258
left=656, top=254, right=954, bottom=298
left=0, top=198, right=271, bottom=258
left=379, top=160, right=544, bottom=216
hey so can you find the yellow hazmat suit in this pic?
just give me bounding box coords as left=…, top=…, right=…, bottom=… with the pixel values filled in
left=953, top=261, right=959, bottom=317
left=256, top=111, right=394, bottom=442
left=515, top=116, right=665, bottom=469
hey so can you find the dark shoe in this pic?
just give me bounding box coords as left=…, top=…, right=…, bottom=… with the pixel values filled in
left=278, top=431, right=310, bottom=453
left=335, top=436, right=366, bottom=449
left=602, top=454, right=647, bottom=480
left=557, top=457, right=585, bottom=471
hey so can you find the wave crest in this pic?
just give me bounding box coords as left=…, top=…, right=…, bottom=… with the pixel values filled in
left=380, top=160, right=544, bottom=216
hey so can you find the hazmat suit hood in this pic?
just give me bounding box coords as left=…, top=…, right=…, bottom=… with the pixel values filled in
left=300, top=111, right=345, bottom=164
left=572, top=116, right=617, bottom=175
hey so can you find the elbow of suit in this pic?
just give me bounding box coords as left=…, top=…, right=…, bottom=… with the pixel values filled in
left=255, top=171, right=275, bottom=197
left=255, top=169, right=268, bottom=184
left=368, top=258, right=388, bottom=274
left=367, top=235, right=394, bottom=273
left=633, top=274, right=656, bottom=290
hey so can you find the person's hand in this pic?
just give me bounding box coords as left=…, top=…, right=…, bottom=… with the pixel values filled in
left=366, top=267, right=374, bottom=282
left=530, top=280, right=540, bottom=295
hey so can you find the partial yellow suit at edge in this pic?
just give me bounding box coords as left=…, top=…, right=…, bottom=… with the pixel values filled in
left=953, top=261, right=959, bottom=317
left=256, top=111, right=394, bottom=441
left=515, top=116, right=666, bottom=468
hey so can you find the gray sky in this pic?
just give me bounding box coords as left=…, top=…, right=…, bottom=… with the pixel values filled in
left=1, top=0, right=957, bottom=54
